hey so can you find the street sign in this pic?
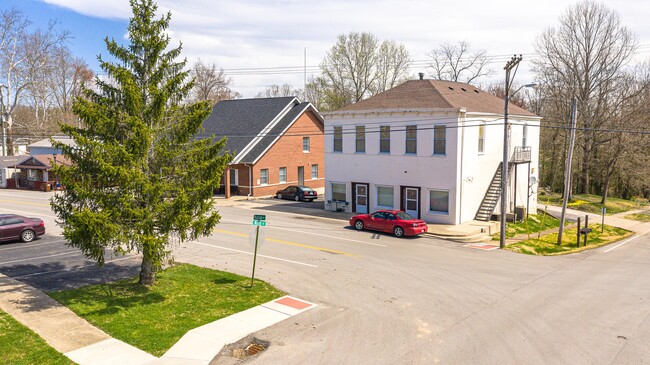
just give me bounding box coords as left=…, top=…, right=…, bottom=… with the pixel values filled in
left=252, top=214, right=267, bottom=226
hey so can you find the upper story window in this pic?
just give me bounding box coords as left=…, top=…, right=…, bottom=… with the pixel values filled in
left=355, top=126, right=365, bottom=153
left=333, top=126, right=342, bottom=152
left=522, top=125, right=528, bottom=147
left=478, top=124, right=486, bottom=154
left=433, top=125, right=446, bottom=155
left=405, top=125, right=417, bottom=154
left=303, top=137, right=310, bottom=152
left=379, top=126, right=390, bottom=153
left=260, top=169, right=269, bottom=185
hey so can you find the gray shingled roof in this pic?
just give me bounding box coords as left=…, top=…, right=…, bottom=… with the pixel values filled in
left=197, top=97, right=321, bottom=164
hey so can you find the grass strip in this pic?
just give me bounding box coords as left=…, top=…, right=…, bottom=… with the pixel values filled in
left=491, top=213, right=564, bottom=240
left=624, top=212, right=650, bottom=222
left=49, top=264, right=284, bottom=357
left=539, top=192, right=648, bottom=215
left=0, top=309, right=73, bottom=365
left=505, top=224, right=632, bottom=255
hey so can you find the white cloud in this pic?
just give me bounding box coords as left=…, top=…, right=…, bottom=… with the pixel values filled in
left=41, top=0, right=650, bottom=97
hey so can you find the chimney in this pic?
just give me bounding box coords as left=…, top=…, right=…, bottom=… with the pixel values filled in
left=418, top=72, right=424, bottom=80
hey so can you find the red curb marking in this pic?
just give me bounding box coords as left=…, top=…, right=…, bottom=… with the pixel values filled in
left=275, top=297, right=312, bottom=310
left=466, top=244, right=498, bottom=250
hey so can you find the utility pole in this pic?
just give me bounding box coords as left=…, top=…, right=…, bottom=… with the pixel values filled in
left=500, top=55, right=522, bottom=249
left=557, top=98, right=578, bottom=245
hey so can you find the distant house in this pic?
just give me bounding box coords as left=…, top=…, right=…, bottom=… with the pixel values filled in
left=28, top=136, right=76, bottom=156
left=0, top=156, right=28, bottom=188
left=323, top=78, right=541, bottom=225
left=9, top=154, right=71, bottom=191
left=198, top=97, right=324, bottom=197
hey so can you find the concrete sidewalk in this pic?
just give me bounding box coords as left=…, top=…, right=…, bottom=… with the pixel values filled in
left=0, top=272, right=316, bottom=365
left=544, top=205, right=650, bottom=235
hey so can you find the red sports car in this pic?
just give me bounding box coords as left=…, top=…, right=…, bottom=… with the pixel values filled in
left=0, top=214, right=45, bottom=243
left=349, top=210, right=428, bottom=237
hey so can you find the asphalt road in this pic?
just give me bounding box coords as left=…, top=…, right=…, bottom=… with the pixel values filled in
left=1, top=189, right=649, bottom=364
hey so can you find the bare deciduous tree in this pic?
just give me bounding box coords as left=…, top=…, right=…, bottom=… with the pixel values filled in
left=256, top=83, right=297, bottom=98
left=428, top=41, right=492, bottom=83
left=319, top=32, right=411, bottom=110
left=534, top=0, right=638, bottom=195
left=0, top=8, right=69, bottom=154
left=190, top=59, right=239, bottom=105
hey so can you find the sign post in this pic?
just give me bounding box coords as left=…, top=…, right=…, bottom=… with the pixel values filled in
left=601, top=207, right=606, bottom=233
left=250, top=215, right=266, bottom=287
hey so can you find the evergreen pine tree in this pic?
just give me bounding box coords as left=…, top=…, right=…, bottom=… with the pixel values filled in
left=51, top=0, right=231, bottom=285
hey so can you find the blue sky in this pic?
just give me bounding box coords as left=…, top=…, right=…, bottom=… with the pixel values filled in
left=4, top=0, right=649, bottom=97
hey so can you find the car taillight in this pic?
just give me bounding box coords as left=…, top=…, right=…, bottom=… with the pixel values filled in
left=39, top=222, right=44, bottom=227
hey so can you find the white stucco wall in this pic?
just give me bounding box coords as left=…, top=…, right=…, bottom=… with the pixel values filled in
left=324, top=109, right=541, bottom=225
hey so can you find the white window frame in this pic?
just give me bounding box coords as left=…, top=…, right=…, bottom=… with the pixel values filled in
left=428, top=189, right=449, bottom=215
left=433, top=125, right=446, bottom=156
left=279, top=167, right=287, bottom=183
left=405, top=125, right=417, bottom=155
left=376, top=185, right=394, bottom=208
left=311, top=164, right=318, bottom=179
left=229, top=168, right=238, bottom=186
left=379, top=125, right=390, bottom=154
left=478, top=124, right=486, bottom=155
left=333, top=126, right=343, bottom=152
left=355, top=125, right=365, bottom=153
left=522, top=124, right=528, bottom=147
left=303, top=137, right=310, bottom=152
left=260, top=169, right=269, bottom=185
left=331, top=182, right=346, bottom=202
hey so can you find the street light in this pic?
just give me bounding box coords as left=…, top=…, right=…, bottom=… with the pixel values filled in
left=500, top=56, right=539, bottom=249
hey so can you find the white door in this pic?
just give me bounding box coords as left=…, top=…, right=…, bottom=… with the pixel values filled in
left=404, top=188, right=419, bottom=218
left=356, top=184, right=368, bottom=214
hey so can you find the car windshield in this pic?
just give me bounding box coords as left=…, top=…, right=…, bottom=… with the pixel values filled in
left=396, top=212, right=414, bottom=220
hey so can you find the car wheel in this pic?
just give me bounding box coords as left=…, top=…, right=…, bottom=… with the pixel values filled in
left=393, top=226, right=404, bottom=238
left=294, top=195, right=300, bottom=201
left=276, top=193, right=282, bottom=199
left=354, top=220, right=364, bottom=231
left=21, top=230, right=35, bottom=242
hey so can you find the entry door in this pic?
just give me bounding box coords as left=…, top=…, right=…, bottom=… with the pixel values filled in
left=404, top=188, right=419, bottom=218
left=355, top=184, right=368, bottom=214
left=298, top=166, right=304, bottom=185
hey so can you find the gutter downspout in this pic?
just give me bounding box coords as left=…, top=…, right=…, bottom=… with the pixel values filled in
left=246, top=163, right=252, bottom=199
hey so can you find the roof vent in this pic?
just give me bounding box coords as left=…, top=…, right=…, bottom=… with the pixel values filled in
left=448, top=86, right=454, bottom=90
left=461, top=87, right=467, bottom=91
left=474, top=89, right=479, bottom=93
left=418, top=72, right=424, bottom=80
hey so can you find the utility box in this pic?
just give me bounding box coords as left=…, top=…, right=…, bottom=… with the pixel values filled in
left=514, top=207, right=526, bottom=221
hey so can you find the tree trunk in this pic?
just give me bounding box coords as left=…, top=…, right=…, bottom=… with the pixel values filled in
left=139, top=251, right=156, bottom=286
left=580, top=143, right=590, bottom=194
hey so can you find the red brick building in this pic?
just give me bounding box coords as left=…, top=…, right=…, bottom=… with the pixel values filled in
left=199, top=97, right=324, bottom=198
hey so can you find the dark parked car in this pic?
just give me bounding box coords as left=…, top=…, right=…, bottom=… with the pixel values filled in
left=0, top=214, right=45, bottom=243
left=275, top=185, right=318, bottom=202
left=349, top=210, right=428, bottom=237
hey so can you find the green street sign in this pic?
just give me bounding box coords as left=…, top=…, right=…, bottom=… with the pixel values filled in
left=252, top=221, right=267, bottom=226
left=253, top=214, right=266, bottom=221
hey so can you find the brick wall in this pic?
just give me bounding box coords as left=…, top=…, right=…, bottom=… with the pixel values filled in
left=248, top=110, right=324, bottom=197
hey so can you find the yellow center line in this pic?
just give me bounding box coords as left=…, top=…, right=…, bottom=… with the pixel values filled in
left=213, top=229, right=359, bottom=257
left=0, top=199, right=51, bottom=207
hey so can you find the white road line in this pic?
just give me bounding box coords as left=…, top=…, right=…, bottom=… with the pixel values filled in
left=0, top=251, right=80, bottom=265
left=194, top=241, right=317, bottom=268
left=221, top=218, right=386, bottom=247
left=1, top=209, right=56, bottom=219
left=0, top=240, right=66, bottom=252
left=603, top=235, right=640, bottom=253
left=13, top=256, right=138, bottom=279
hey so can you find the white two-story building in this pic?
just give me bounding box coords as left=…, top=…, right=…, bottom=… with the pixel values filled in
left=324, top=78, right=541, bottom=225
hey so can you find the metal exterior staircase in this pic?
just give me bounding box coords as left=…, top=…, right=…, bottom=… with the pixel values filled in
left=475, top=162, right=512, bottom=222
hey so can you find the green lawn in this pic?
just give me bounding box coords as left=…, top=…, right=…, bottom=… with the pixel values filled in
left=492, top=213, right=565, bottom=240
left=624, top=212, right=650, bottom=222
left=0, top=309, right=73, bottom=365
left=539, top=192, right=648, bottom=215
left=49, top=264, right=284, bottom=357
left=505, top=224, right=632, bottom=255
